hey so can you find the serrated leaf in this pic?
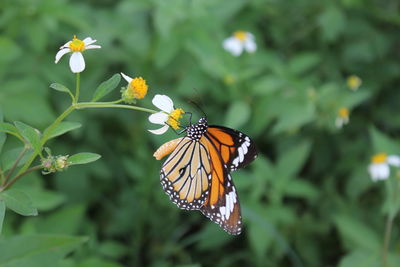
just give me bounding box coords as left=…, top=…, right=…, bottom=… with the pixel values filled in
left=0, top=234, right=87, bottom=267
left=49, top=83, right=72, bottom=94
left=14, top=122, right=41, bottom=152
left=0, top=200, right=5, bottom=234
left=92, top=74, right=121, bottom=101
left=68, top=153, right=101, bottom=165
left=0, top=122, right=19, bottom=136
left=44, top=122, right=82, bottom=140
left=1, top=189, right=38, bottom=216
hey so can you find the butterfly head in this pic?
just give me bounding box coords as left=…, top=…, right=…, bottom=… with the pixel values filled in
left=187, top=117, right=208, bottom=140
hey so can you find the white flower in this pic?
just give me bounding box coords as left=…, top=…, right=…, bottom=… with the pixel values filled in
left=335, top=107, right=350, bottom=129
left=148, top=94, right=185, bottom=135
left=55, top=35, right=101, bottom=73
left=223, top=31, right=257, bottom=56
left=368, top=153, right=400, bottom=181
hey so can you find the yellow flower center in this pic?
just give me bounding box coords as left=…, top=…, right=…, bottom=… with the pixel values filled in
left=347, top=75, right=362, bottom=90
left=167, top=108, right=185, bottom=130
left=372, top=153, right=387, bottom=164
left=129, top=77, right=148, bottom=99
left=233, top=31, right=247, bottom=42
left=69, top=35, right=85, bottom=52
left=338, top=107, right=349, bottom=118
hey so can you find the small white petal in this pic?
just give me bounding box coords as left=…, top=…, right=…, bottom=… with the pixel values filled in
left=55, top=48, right=71, bottom=63
left=223, top=37, right=243, bottom=56
left=60, top=41, right=71, bottom=49
left=149, top=112, right=169, bottom=125
left=244, top=39, right=257, bottom=53
left=335, top=118, right=343, bottom=128
left=152, top=94, right=174, bottom=113
left=387, top=155, right=400, bottom=167
left=83, top=37, right=97, bottom=46
left=369, top=163, right=390, bottom=181
left=148, top=124, right=169, bottom=135
left=69, top=52, right=85, bottom=73
left=121, top=72, right=133, bottom=83
left=85, top=44, right=101, bottom=50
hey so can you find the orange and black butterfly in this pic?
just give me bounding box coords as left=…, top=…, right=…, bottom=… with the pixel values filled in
left=153, top=117, right=257, bottom=235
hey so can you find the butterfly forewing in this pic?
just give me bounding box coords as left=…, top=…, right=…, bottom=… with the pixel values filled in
left=206, top=126, right=257, bottom=172
left=160, top=137, right=212, bottom=210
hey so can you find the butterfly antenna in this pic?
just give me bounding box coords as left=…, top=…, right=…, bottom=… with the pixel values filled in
left=188, top=100, right=207, bottom=119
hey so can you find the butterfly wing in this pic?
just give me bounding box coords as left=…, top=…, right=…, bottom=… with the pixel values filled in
left=207, top=126, right=257, bottom=172
left=199, top=135, right=243, bottom=235
left=157, top=137, right=212, bottom=210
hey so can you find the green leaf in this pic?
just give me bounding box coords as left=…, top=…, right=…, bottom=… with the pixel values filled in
left=68, top=153, right=101, bottom=165
left=339, top=250, right=379, bottom=267
left=92, top=74, right=121, bottom=101
left=44, top=122, right=82, bottom=140
left=334, top=214, right=380, bottom=251
left=0, top=122, right=20, bottom=136
left=1, top=189, right=38, bottom=216
left=0, top=200, right=5, bottom=234
left=0, top=110, right=6, bottom=153
left=49, top=83, right=72, bottom=94
left=370, top=126, right=400, bottom=154
left=14, top=122, right=41, bottom=152
left=225, top=101, right=251, bottom=129
left=288, top=52, right=321, bottom=75
left=0, top=234, right=87, bottom=267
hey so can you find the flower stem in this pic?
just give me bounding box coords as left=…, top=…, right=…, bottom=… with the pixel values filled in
left=75, top=102, right=157, bottom=114
left=382, top=214, right=394, bottom=267
left=74, top=73, right=80, bottom=103
left=0, top=165, right=42, bottom=192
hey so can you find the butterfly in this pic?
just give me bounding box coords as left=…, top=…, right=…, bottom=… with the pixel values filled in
left=153, top=117, right=257, bottom=235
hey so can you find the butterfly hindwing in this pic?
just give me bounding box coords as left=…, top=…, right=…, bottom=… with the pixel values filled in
left=159, top=137, right=212, bottom=210
left=199, top=135, right=242, bottom=235
left=206, top=126, right=257, bottom=172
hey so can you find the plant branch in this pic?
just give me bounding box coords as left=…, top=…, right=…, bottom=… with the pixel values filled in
left=74, top=73, right=80, bottom=103
left=0, top=165, right=42, bottom=192
left=382, top=214, right=394, bottom=267
left=75, top=102, right=157, bottom=114
left=2, top=146, right=29, bottom=186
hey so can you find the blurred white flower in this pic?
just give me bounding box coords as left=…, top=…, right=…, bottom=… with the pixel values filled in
left=55, top=35, right=101, bottom=73
left=335, top=107, right=350, bottom=128
left=223, top=31, right=256, bottom=56
left=368, top=153, right=400, bottom=181
left=148, top=94, right=185, bottom=135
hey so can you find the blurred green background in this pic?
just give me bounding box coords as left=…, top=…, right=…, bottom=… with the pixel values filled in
left=1, top=0, right=400, bottom=266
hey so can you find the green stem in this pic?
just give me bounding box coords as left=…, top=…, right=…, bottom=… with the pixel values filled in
left=74, top=73, right=80, bottom=103
left=0, top=165, right=42, bottom=192
left=3, top=145, right=29, bottom=186
left=75, top=102, right=157, bottom=113
left=382, top=214, right=394, bottom=267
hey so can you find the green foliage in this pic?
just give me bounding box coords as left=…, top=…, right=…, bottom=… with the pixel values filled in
left=0, top=0, right=400, bottom=266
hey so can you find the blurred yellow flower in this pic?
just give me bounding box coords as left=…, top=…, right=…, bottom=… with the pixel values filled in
left=335, top=107, right=350, bottom=128
left=121, top=73, right=148, bottom=102
left=347, top=75, right=362, bottom=91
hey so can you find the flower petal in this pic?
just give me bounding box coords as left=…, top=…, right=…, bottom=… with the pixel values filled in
left=148, top=125, right=169, bottom=135
left=152, top=94, right=174, bottom=113
left=149, top=112, right=169, bottom=125
left=85, top=44, right=101, bottom=50
left=388, top=155, right=400, bottom=167
left=69, top=52, right=85, bottom=73
left=55, top=48, right=71, bottom=63
left=60, top=41, right=71, bottom=49
left=223, top=37, right=243, bottom=56
left=120, top=72, right=133, bottom=83
left=244, top=39, right=257, bottom=53
left=83, top=37, right=97, bottom=46
left=369, top=163, right=389, bottom=181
